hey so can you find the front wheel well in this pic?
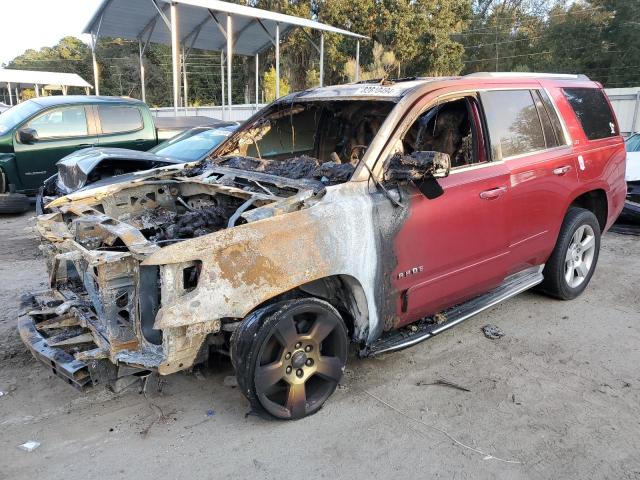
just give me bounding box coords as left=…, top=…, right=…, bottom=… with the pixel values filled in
left=241, top=275, right=371, bottom=344
left=569, top=189, right=607, bottom=232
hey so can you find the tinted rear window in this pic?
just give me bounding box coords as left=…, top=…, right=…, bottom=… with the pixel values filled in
left=563, top=88, right=618, bottom=140
left=97, top=106, right=143, bottom=134
left=481, top=90, right=546, bottom=160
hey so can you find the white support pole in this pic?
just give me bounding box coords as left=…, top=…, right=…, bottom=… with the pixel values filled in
left=91, top=35, right=100, bottom=96
left=275, top=22, right=280, bottom=99
left=15, top=86, right=20, bottom=102
left=170, top=2, right=180, bottom=115
left=7, top=83, right=12, bottom=106
left=139, top=39, right=146, bottom=103
left=355, top=40, right=360, bottom=82
left=85, top=87, right=90, bottom=95
left=226, top=14, right=232, bottom=118
left=34, top=84, right=40, bottom=97
left=319, top=33, right=324, bottom=87
left=182, top=47, right=188, bottom=107
left=220, top=52, right=225, bottom=118
left=62, top=85, right=68, bottom=96
left=255, top=53, right=259, bottom=111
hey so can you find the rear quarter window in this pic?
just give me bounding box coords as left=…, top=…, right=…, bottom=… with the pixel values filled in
left=562, top=88, right=618, bottom=140
left=97, top=105, right=144, bottom=135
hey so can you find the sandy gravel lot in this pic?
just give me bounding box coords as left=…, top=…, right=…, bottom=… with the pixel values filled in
left=1, top=210, right=639, bottom=480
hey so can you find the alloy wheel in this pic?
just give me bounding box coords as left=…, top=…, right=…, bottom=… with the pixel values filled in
left=564, top=224, right=596, bottom=288
left=254, top=304, right=347, bottom=419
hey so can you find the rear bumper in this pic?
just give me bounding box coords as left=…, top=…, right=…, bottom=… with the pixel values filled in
left=18, top=312, right=92, bottom=389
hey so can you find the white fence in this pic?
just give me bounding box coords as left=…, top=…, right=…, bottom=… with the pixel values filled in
left=150, top=104, right=265, bottom=123
left=605, top=88, right=640, bottom=137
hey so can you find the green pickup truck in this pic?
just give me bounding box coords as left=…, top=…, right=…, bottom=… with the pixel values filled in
left=0, top=96, right=211, bottom=213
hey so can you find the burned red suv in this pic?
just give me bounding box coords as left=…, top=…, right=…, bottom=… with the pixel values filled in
left=21, top=73, right=626, bottom=420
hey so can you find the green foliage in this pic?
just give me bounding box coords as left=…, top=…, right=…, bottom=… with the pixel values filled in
left=305, top=68, right=319, bottom=88
left=263, top=66, right=291, bottom=102
left=344, top=42, right=399, bottom=81
left=461, top=0, right=640, bottom=87
left=3, top=0, right=638, bottom=109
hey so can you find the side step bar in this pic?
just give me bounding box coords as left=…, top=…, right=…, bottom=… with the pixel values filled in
left=366, top=267, right=544, bottom=356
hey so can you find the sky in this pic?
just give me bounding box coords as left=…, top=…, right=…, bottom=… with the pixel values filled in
left=0, top=0, right=103, bottom=65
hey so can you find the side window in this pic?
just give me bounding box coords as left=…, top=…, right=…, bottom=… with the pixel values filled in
left=563, top=88, right=618, bottom=140
left=537, top=89, right=566, bottom=145
left=25, top=106, right=88, bottom=139
left=480, top=90, right=546, bottom=160
left=401, top=97, right=483, bottom=169
left=97, top=106, right=144, bottom=135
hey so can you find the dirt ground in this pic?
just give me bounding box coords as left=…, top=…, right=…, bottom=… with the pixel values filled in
left=1, top=210, right=639, bottom=480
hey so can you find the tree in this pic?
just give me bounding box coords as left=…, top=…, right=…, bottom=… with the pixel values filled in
left=344, top=42, right=399, bottom=80
left=263, top=66, right=291, bottom=102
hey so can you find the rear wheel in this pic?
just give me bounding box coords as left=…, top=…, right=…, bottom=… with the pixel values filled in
left=540, top=207, right=600, bottom=300
left=232, top=298, right=348, bottom=420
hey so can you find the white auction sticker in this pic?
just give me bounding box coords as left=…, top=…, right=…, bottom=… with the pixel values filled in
left=354, top=85, right=398, bottom=96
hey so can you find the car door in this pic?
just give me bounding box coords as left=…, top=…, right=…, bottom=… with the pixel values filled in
left=479, top=88, right=580, bottom=271
left=13, top=104, right=97, bottom=191
left=389, top=94, right=511, bottom=326
left=94, top=104, right=155, bottom=151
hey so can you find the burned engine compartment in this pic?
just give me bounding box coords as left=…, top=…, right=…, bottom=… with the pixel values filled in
left=56, top=163, right=326, bottom=252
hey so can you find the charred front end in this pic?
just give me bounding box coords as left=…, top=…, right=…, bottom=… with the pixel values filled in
left=19, top=93, right=400, bottom=391
left=19, top=163, right=323, bottom=389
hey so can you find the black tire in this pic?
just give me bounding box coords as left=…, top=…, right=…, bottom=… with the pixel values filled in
left=0, top=193, right=31, bottom=214
left=231, top=298, right=348, bottom=420
left=540, top=207, right=601, bottom=300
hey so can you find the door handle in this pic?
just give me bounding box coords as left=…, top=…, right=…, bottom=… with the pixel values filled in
left=553, top=165, right=572, bottom=176
left=479, top=186, right=507, bottom=200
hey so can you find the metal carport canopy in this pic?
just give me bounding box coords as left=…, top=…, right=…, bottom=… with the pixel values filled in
left=0, top=69, right=92, bottom=105
left=84, top=0, right=367, bottom=115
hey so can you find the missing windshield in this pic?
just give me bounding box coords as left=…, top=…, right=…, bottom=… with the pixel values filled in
left=189, top=100, right=395, bottom=185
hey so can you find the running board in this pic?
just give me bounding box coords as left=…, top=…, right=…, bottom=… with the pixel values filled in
left=366, top=267, right=544, bottom=356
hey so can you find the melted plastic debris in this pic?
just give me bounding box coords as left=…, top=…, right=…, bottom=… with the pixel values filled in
left=135, top=207, right=177, bottom=230
left=151, top=206, right=231, bottom=241
left=314, top=161, right=356, bottom=184
left=185, top=155, right=355, bottom=185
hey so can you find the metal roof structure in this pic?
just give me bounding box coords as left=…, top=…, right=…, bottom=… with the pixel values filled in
left=83, top=0, right=367, bottom=116
left=84, top=0, right=366, bottom=55
left=0, top=69, right=92, bottom=105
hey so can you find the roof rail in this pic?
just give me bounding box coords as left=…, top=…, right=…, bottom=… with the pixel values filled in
left=465, top=72, right=590, bottom=81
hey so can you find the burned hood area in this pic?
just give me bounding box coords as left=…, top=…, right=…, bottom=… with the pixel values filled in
left=44, top=98, right=395, bottom=247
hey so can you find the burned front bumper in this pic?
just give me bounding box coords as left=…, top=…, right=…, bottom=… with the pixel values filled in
left=18, top=307, right=93, bottom=389
left=19, top=207, right=198, bottom=390
left=19, top=287, right=164, bottom=390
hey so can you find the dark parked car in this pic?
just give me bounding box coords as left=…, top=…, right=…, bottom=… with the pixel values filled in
left=0, top=95, right=215, bottom=213
left=38, top=122, right=238, bottom=210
